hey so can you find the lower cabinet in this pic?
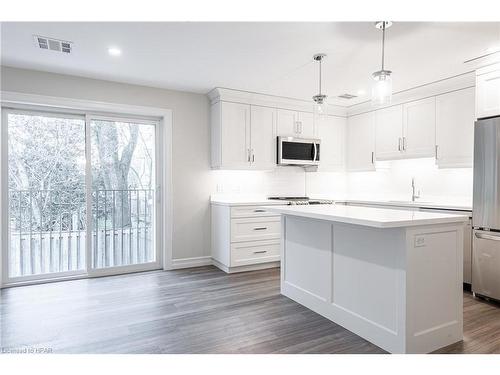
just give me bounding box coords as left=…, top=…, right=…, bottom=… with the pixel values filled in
left=211, top=203, right=281, bottom=273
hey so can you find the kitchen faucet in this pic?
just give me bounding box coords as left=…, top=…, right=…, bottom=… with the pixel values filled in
left=411, top=177, right=420, bottom=202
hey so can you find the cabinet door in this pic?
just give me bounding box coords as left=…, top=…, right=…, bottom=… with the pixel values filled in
left=436, top=87, right=475, bottom=168
left=276, top=109, right=297, bottom=136
left=221, top=101, right=251, bottom=168
left=402, top=97, right=436, bottom=158
left=316, top=115, right=345, bottom=171
left=297, top=111, right=315, bottom=138
left=250, top=105, right=276, bottom=170
left=375, top=105, right=403, bottom=160
left=346, top=112, right=375, bottom=171
left=476, top=68, right=500, bottom=118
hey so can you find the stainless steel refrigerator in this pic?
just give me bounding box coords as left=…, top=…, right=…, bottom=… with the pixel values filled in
left=473, top=115, right=500, bottom=300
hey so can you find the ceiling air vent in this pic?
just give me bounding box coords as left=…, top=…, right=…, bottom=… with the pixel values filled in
left=34, top=35, right=73, bottom=54
left=337, top=93, right=358, bottom=100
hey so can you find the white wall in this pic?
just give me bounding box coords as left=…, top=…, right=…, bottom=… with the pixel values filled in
left=209, top=159, right=472, bottom=205
left=344, top=158, right=473, bottom=204
left=1, top=66, right=211, bottom=262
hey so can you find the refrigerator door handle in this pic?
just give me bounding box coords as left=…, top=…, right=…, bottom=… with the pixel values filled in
left=475, top=231, right=500, bottom=241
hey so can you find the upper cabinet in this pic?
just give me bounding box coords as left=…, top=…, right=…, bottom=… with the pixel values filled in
left=346, top=112, right=375, bottom=172
left=375, top=105, right=404, bottom=160
left=435, top=87, right=475, bottom=168
left=476, top=63, right=500, bottom=119
left=374, top=97, right=435, bottom=161
left=276, top=109, right=315, bottom=138
left=211, top=101, right=275, bottom=169
left=315, top=115, right=346, bottom=171
left=250, top=105, right=277, bottom=170
left=402, top=97, right=436, bottom=158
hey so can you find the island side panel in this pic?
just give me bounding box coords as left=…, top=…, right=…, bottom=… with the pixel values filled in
left=405, top=223, right=464, bottom=354
left=280, top=215, right=408, bottom=353
left=281, top=215, right=333, bottom=308
left=330, top=222, right=407, bottom=353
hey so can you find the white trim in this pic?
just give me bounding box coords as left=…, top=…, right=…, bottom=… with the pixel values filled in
left=346, top=72, right=476, bottom=117
left=171, top=256, right=212, bottom=269
left=1, top=91, right=170, bottom=118
left=0, top=91, right=174, bottom=287
left=208, top=87, right=348, bottom=117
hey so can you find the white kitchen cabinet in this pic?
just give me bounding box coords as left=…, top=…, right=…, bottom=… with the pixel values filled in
left=276, top=109, right=315, bottom=138
left=276, top=108, right=297, bottom=136
left=211, top=203, right=281, bottom=273
left=402, top=97, right=436, bottom=158
left=315, top=115, right=346, bottom=171
left=435, top=87, right=475, bottom=168
left=375, top=105, right=404, bottom=160
left=476, top=63, right=500, bottom=119
left=217, top=101, right=250, bottom=169
left=346, top=112, right=375, bottom=171
left=211, top=101, right=275, bottom=169
left=297, top=111, right=315, bottom=138
left=250, top=105, right=276, bottom=169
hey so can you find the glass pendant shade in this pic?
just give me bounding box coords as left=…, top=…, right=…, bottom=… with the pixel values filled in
left=313, top=94, right=327, bottom=119
left=372, top=70, right=392, bottom=106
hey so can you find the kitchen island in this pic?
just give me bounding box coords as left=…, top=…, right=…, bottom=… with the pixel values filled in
left=265, top=204, right=469, bottom=354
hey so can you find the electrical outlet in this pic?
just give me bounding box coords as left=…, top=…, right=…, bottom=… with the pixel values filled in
left=414, top=235, right=426, bottom=247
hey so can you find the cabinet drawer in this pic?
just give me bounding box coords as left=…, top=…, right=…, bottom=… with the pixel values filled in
left=231, top=205, right=280, bottom=218
left=231, top=240, right=280, bottom=267
left=231, top=217, right=281, bottom=242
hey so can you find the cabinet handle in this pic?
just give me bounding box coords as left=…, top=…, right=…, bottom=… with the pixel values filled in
left=435, top=145, right=439, bottom=160
left=247, top=148, right=251, bottom=162
left=253, top=250, right=268, bottom=254
left=296, top=121, right=302, bottom=134
left=402, top=137, right=407, bottom=151
left=475, top=232, right=500, bottom=241
left=371, top=151, right=374, bottom=164
left=398, top=138, right=402, bottom=151
left=253, top=209, right=266, bottom=213
left=251, top=149, right=255, bottom=163
left=253, top=227, right=268, bottom=231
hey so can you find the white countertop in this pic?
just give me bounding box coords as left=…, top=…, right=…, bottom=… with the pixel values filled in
left=210, top=195, right=472, bottom=211
left=264, top=204, right=469, bottom=228
left=337, top=199, right=472, bottom=212
left=210, top=195, right=289, bottom=206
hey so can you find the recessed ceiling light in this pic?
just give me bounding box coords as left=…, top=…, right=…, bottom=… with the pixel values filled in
left=108, top=47, right=122, bottom=56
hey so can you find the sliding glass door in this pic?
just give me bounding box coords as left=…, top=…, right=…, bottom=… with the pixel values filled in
left=3, top=109, right=160, bottom=284
left=90, top=117, right=156, bottom=271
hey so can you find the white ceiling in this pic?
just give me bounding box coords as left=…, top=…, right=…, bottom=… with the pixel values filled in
left=1, top=22, right=500, bottom=105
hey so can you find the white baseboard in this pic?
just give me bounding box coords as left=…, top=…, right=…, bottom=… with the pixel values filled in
left=171, top=256, right=213, bottom=269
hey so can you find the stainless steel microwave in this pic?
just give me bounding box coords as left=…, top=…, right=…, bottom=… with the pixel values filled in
left=277, top=137, right=320, bottom=166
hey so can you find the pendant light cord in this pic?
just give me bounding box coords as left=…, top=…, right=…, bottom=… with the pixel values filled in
left=318, top=58, right=322, bottom=95
left=381, top=22, right=386, bottom=71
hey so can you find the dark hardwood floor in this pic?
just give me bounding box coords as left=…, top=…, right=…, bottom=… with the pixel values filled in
left=1, top=266, right=499, bottom=354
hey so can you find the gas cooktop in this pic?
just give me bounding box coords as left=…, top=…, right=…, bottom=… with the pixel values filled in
left=268, top=196, right=334, bottom=205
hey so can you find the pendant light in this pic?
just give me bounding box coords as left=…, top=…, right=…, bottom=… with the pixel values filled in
left=372, top=21, right=393, bottom=106
left=312, top=53, right=327, bottom=117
